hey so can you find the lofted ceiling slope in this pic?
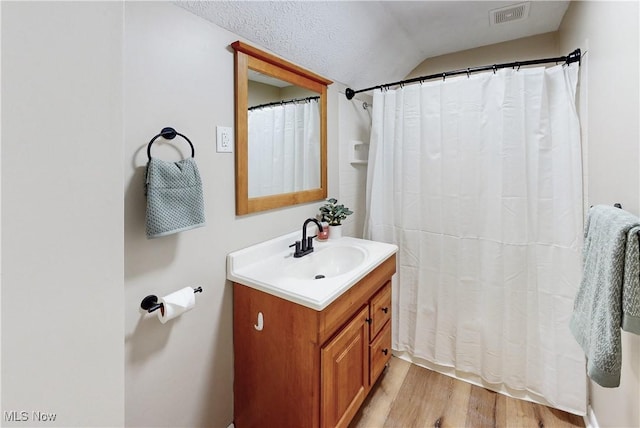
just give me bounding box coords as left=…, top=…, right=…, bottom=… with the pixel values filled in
left=177, top=1, right=570, bottom=91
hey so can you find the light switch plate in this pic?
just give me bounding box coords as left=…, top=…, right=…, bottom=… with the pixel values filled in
left=216, top=126, right=233, bottom=153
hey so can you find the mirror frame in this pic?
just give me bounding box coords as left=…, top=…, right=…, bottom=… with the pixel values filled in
left=232, top=41, right=332, bottom=215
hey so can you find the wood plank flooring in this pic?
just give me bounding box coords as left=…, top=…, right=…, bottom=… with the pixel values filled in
left=350, top=357, right=585, bottom=428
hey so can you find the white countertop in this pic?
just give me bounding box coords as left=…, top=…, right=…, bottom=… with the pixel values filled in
left=227, top=231, right=398, bottom=311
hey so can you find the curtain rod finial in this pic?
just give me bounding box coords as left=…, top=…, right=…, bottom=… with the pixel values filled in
left=566, top=49, right=581, bottom=65
left=345, top=88, right=356, bottom=100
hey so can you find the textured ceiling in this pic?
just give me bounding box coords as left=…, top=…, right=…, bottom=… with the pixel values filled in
left=177, top=1, right=570, bottom=91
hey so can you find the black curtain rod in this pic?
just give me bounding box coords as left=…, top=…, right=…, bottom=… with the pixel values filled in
left=345, top=49, right=581, bottom=100
left=249, top=95, right=320, bottom=111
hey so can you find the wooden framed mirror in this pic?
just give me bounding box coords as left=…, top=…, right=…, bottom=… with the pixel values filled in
left=232, top=41, right=332, bottom=215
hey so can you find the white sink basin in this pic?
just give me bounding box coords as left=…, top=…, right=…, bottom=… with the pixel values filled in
left=284, top=245, right=367, bottom=280
left=227, top=231, right=398, bottom=310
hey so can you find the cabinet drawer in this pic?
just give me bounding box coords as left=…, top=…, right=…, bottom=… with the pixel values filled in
left=370, top=281, right=391, bottom=339
left=369, top=320, right=391, bottom=385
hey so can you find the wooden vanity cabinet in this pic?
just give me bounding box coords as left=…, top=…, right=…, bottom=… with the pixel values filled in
left=233, top=254, right=395, bottom=428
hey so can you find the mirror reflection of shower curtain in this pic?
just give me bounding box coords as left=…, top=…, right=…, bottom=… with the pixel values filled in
left=364, top=65, right=586, bottom=415
left=248, top=100, right=320, bottom=198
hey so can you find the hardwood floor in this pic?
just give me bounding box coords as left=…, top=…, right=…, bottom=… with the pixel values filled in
left=350, top=357, right=585, bottom=428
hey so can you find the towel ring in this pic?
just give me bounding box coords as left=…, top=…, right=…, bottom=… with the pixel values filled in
left=147, top=127, right=195, bottom=160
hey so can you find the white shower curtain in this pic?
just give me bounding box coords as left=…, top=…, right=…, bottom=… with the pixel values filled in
left=364, top=65, right=587, bottom=414
left=248, top=99, right=320, bottom=197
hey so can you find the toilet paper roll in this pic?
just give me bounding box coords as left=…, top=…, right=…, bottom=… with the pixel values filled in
left=157, top=286, right=196, bottom=324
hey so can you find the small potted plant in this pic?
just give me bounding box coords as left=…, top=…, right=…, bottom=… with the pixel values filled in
left=319, top=198, right=353, bottom=239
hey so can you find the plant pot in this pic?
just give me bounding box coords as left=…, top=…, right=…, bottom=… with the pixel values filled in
left=329, top=225, right=343, bottom=240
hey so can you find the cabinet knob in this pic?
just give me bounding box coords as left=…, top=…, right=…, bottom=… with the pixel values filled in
left=381, top=307, right=389, bottom=314
left=365, top=318, right=372, bottom=324
left=382, top=348, right=389, bottom=355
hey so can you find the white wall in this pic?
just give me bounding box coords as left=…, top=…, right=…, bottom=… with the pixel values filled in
left=408, top=32, right=560, bottom=78
left=123, top=3, right=339, bottom=427
left=559, top=2, right=640, bottom=427
left=337, top=92, right=372, bottom=239
left=1, top=2, right=125, bottom=426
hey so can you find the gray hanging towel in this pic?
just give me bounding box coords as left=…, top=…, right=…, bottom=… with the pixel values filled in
left=570, top=205, right=640, bottom=387
left=145, top=157, right=206, bottom=239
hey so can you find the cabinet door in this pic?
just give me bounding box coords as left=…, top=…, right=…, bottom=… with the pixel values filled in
left=321, top=306, right=369, bottom=428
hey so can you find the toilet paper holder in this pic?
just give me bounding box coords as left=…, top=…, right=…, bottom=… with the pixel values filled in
left=141, top=286, right=203, bottom=313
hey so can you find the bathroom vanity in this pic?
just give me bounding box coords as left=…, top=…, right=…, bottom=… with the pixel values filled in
left=227, top=232, right=397, bottom=428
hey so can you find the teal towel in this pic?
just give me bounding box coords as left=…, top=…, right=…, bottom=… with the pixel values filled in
left=570, top=205, right=640, bottom=387
left=145, top=157, right=206, bottom=239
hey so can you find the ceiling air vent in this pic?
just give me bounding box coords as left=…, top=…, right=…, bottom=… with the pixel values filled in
left=490, top=2, right=530, bottom=25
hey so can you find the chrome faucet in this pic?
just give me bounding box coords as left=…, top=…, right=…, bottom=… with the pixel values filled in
left=290, top=218, right=324, bottom=258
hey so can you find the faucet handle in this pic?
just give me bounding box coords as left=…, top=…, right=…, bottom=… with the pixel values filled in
left=289, top=240, right=301, bottom=254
